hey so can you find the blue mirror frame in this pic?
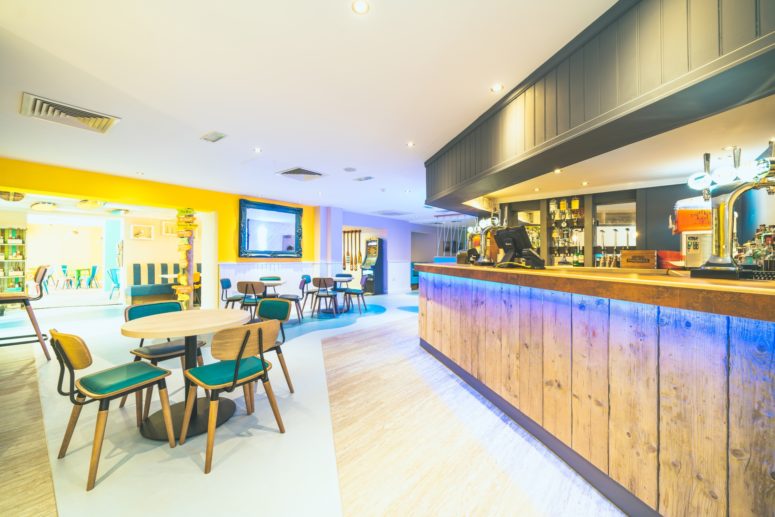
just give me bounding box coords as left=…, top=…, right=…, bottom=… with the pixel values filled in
left=238, top=199, right=303, bottom=258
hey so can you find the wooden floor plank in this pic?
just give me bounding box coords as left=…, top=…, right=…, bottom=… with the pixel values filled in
left=0, top=344, right=58, bottom=517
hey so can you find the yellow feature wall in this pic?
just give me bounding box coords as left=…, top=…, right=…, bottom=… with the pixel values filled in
left=0, top=157, right=317, bottom=262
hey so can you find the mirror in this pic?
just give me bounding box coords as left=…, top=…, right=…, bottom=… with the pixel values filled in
left=239, top=199, right=303, bottom=258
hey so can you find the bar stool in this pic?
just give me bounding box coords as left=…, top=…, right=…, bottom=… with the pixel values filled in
left=0, top=266, right=51, bottom=360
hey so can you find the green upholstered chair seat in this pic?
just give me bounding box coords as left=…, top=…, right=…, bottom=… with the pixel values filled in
left=131, top=339, right=205, bottom=359
left=316, top=290, right=335, bottom=297
left=279, top=294, right=301, bottom=301
left=242, top=295, right=263, bottom=304
left=77, top=361, right=168, bottom=396
left=344, top=288, right=364, bottom=294
left=259, top=276, right=281, bottom=281
left=226, top=293, right=245, bottom=302
left=187, top=357, right=269, bottom=388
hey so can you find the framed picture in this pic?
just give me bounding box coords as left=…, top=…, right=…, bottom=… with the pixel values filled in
left=161, top=221, right=177, bottom=237
left=131, top=224, right=154, bottom=240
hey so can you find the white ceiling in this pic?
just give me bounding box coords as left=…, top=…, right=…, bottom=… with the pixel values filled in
left=0, top=193, right=177, bottom=220
left=0, top=0, right=616, bottom=222
left=490, top=93, right=775, bottom=203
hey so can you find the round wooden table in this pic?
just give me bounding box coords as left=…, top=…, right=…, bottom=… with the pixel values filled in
left=121, top=309, right=250, bottom=441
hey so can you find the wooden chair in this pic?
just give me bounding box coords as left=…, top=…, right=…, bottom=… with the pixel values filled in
left=0, top=266, right=50, bottom=360
left=220, top=278, right=244, bottom=308
left=49, top=329, right=176, bottom=491
left=343, top=275, right=369, bottom=314
left=237, top=281, right=266, bottom=319
left=299, top=274, right=317, bottom=314
left=278, top=277, right=306, bottom=323
left=255, top=298, right=294, bottom=393
left=179, top=320, right=285, bottom=474
left=311, top=277, right=336, bottom=317
left=117, top=301, right=206, bottom=417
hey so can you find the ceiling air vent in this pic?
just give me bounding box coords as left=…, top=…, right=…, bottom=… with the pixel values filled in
left=277, top=168, right=324, bottom=182
left=373, top=210, right=411, bottom=217
left=19, top=92, right=120, bottom=134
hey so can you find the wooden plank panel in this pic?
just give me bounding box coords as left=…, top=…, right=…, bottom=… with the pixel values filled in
left=460, top=277, right=474, bottom=372
left=608, top=300, right=658, bottom=509
left=659, top=307, right=728, bottom=516
left=541, top=289, right=572, bottom=446
left=544, top=69, right=557, bottom=140
left=518, top=286, right=543, bottom=423
left=471, top=279, right=487, bottom=380
left=534, top=78, right=546, bottom=146
left=484, top=281, right=503, bottom=393
left=500, top=283, right=520, bottom=408
left=617, top=7, right=638, bottom=103
left=598, top=24, right=618, bottom=113
left=728, top=317, right=775, bottom=517
left=720, top=0, right=757, bottom=54
left=418, top=273, right=427, bottom=341
left=431, top=274, right=443, bottom=350
left=569, top=50, right=585, bottom=128
left=556, top=59, right=571, bottom=134
left=524, top=86, right=535, bottom=150
left=449, top=274, right=463, bottom=366
left=638, top=0, right=662, bottom=94
left=583, top=38, right=601, bottom=121
left=440, top=273, right=452, bottom=359
left=661, top=0, right=689, bottom=82
left=571, top=294, right=610, bottom=472
left=689, top=0, right=720, bottom=69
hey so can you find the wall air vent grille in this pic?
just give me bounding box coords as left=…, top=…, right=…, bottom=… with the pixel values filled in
left=19, top=92, right=120, bottom=134
left=373, top=210, right=411, bottom=217
left=277, top=168, right=324, bottom=182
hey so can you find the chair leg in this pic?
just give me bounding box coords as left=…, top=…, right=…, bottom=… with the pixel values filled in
left=120, top=356, right=142, bottom=408
left=361, top=294, right=368, bottom=311
left=86, top=400, right=110, bottom=491
left=135, top=390, right=143, bottom=427
left=263, top=379, right=285, bottom=433
left=143, top=385, right=153, bottom=421
left=58, top=396, right=85, bottom=459
left=157, top=382, right=176, bottom=448
left=275, top=348, right=294, bottom=393
left=23, top=301, right=50, bottom=361
left=295, top=301, right=302, bottom=323
left=205, top=394, right=220, bottom=474
left=357, top=295, right=362, bottom=314
left=242, top=383, right=253, bottom=415
left=179, top=385, right=198, bottom=444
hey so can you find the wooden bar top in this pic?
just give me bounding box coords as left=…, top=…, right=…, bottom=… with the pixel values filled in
left=415, top=263, right=775, bottom=322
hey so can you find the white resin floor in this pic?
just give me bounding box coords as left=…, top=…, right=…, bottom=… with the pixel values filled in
left=0, top=293, right=622, bottom=516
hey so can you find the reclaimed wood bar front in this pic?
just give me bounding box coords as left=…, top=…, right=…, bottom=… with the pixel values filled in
left=416, top=263, right=774, bottom=517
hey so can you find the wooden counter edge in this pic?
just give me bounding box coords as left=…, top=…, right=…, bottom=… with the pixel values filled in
left=415, top=263, right=775, bottom=322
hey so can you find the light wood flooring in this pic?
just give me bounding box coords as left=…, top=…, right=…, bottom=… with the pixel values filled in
left=0, top=344, right=58, bottom=516
left=322, top=319, right=621, bottom=517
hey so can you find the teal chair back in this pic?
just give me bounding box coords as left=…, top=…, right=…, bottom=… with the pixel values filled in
left=125, top=301, right=182, bottom=322
left=257, top=299, right=291, bottom=322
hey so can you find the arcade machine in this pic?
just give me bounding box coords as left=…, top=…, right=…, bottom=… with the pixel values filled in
left=361, top=238, right=386, bottom=294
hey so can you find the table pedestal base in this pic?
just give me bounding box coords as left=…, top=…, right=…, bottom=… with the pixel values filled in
left=140, top=397, right=236, bottom=441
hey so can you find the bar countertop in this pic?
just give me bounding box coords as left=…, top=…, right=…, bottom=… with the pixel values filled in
left=415, top=263, right=775, bottom=322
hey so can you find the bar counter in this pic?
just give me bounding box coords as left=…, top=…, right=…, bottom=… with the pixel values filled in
left=416, top=263, right=774, bottom=516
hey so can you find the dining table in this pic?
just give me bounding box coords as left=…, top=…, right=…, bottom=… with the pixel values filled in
left=261, top=278, right=285, bottom=295
left=120, top=308, right=250, bottom=441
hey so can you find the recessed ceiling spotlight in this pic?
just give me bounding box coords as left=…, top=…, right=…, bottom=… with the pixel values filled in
left=533, top=187, right=540, bottom=192
left=344, top=167, right=357, bottom=173
left=553, top=168, right=562, bottom=174
left=354, top=176, right=374, bottom=182
left=407, top=141, right=415, bottom=148
left=352, top=0, right=370, bottom=15
left=0, top=191, right=24, bottom=202
left=405, top=189, right=412, bottom=193
left=490, top=83, right=504, bottom=93
left=135, top=171, right=144, bottom=176
left=110, top=208, right=130, bottom=216
left=582, top=181, right=589, bottom=186
left=77, top=199, right=106, bottom=209
left=31, top=201, right=57, bottom=211
left=254, top=147, right=262, bottom=154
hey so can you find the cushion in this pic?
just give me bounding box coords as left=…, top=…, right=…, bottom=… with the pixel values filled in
left=126, top=301, right=181, bottom=321
left=258, top=300, right=291, bottom=320
left=131, top=339, right=205, bottom=359
left=127, top=284, right=174, bottom=297
left=187, top=357, right=269, bottom=388
left=260, top=276, right=281, bottom=281
left=345, top=288, right=364, bottom=294
left=279, top=294, right=300, bottom=301
left=242, top=295, right=263, bottom=304
left=226, top=294, right=245, bottom=301
left=78, top=361, right=168, bottom=396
